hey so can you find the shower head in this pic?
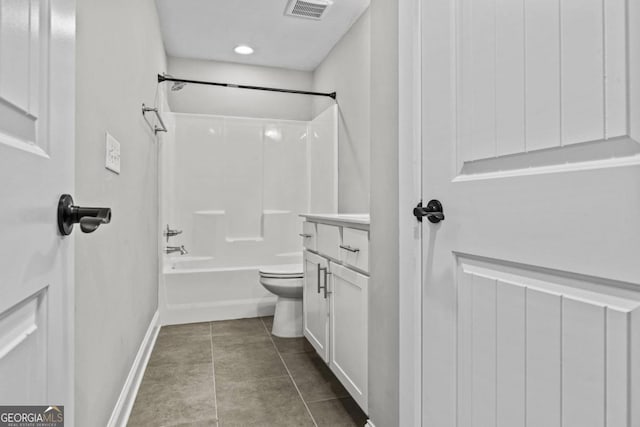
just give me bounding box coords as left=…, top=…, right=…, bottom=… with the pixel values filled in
left=171, top=81, right=186, bottom=91
left=160, top=73, right=187, bottom=91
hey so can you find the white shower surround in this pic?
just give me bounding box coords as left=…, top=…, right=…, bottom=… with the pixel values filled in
left=159, top=106, right=338, bottom=325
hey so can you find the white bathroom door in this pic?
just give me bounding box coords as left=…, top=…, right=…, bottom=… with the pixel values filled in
left=0, top=0, right=75, bottom=417
left=421, top=0, right=640, bottom=426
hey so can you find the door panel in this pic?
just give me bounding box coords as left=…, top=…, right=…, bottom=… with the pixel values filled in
left=303, top=250, right=329, bottom=362
left=0, top=291, right=47, bottom=403
left=421, top=0, right=640, bottom=424
left=0, top=0, right=45, bottom=155
left=0, top=0, right=74, bottom=411
left=455, top=257, right=640, bottom=427
left=458, top=0, right=627, bottom=167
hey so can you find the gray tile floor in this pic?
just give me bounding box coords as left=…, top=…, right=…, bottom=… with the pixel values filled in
left=128, top=316, right=367, bottom=427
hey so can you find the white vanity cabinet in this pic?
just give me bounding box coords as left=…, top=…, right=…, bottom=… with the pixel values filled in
left=300, top=214, right=369, bottom=413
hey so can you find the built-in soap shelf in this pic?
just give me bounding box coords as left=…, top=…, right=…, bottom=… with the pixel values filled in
left=188, top=209, right=302, bottom=261
left=225, top=237, right=264, bottom=243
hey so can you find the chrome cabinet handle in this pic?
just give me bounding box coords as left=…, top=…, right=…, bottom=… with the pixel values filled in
left=319, top=267, right=329, bottom=299
left=315, top=263, right=330, bottom=298
left=299, top=233, right=312, bottom=238
left=339, top=244, right=360, bottom=253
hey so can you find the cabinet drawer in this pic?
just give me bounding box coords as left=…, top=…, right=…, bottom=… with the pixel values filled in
left=340, top=227, right=369, bottom=273
left=316, top=223, right=341, bottom=260
left=300, top=222, right=317, bottom=251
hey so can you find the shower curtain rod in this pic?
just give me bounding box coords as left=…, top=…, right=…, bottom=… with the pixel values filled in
left=157, top=74, right=337, bottom=100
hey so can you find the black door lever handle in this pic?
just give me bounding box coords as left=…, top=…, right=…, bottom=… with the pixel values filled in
left=413, top=199, right=445, bottom=223
left=58, top=194, right=112, bottom=235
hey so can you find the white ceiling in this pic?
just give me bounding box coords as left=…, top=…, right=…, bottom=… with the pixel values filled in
left=155, top=0, right=369, bottom=71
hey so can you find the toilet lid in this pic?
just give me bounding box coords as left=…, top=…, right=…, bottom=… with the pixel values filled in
left=259, top=264, right=304, bottom=278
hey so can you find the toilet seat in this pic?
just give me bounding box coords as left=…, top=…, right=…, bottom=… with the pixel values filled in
left=258, top=264, right=303, bottom=279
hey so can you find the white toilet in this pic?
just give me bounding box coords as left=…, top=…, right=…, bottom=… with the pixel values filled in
left=259, top=264, right=304, bottom=338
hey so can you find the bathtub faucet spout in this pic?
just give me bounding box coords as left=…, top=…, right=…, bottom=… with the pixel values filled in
left=164, top=225, right=183, bottom=242
left=165, top=245, right=188, bottom=255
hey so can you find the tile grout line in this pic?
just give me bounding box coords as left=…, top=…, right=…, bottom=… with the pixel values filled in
left=260, top=317, right=319, bottom=427
left=212, top=372, right=292, bottom=386
left=209, top=322, right=220, bottom=427
left=304, top=396, right=351, bottom=405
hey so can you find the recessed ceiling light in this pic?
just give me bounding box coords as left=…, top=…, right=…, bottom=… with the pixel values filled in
left=234, top=45, right=254, bottom=55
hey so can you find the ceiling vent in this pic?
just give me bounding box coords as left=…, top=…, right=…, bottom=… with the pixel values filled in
left=285, top=0, right=330, bottom=20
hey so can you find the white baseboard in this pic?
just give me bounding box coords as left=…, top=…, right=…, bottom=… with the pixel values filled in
left=107, top=310, right=160, bottom=427
left=160, top=297, right=276, bottom=326
left=365, top=420, right=376, bottom=427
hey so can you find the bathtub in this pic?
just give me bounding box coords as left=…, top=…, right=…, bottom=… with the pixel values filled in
left=159, top=253, right=302, bottom=325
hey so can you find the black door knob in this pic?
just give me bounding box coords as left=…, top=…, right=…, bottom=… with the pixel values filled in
left=413, top=199, right=445, bottom=223
left=57, top=194, right=112, bottom=235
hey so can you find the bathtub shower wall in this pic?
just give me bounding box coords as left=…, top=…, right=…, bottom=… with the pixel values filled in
left=160, top=106, right=337, bottom=324
left=172, top=115, right=308, bottom=262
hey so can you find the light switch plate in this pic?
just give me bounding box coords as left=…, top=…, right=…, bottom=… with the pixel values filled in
left=105, top=132, right=121, bottom=174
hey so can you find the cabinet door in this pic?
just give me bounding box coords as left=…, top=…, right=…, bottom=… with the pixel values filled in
left=329, top=262, right=368, bottom=412
left=303, top=250, right=330, bottom=362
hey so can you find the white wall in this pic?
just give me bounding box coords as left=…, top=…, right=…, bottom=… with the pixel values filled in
left=313, top=9, right=370, bottom=213
left=369, top=0, right=399, bottom=426
left=75, top=1, right=167, bottom=425
left=167, top=57, right=314, bottom=121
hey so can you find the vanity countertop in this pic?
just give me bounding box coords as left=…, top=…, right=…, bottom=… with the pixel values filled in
left=300, top=213, right=370, bottom=228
